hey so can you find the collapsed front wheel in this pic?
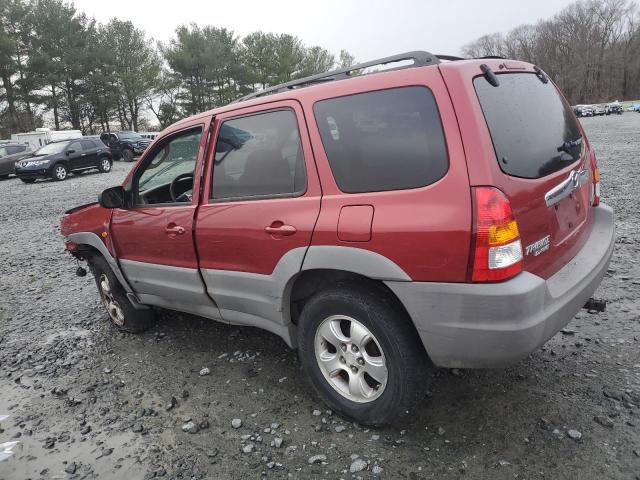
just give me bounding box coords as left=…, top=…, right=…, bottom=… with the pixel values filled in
left=297, top=282, right=431, bottom=426
left=88, top=255, right=155, bottom=333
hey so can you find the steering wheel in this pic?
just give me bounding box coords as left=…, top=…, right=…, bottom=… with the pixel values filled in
left=169, top=173, right=194, bottom=202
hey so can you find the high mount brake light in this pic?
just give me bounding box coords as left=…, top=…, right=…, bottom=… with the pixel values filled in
left=470, top=187, right=523, bottom=282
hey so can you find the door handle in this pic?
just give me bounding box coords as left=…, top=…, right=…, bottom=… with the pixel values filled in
left=165, top=225, right=185, bottom=235
left=264, top=223, right=297, bottom=236
left=81, top=153, right=87, bottom=156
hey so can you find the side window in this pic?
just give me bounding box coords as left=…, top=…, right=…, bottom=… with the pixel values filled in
left=313, top=86, right=449, bottom=193
left=68, top=141, right=83, bottom=153
left=81, top=140, right=95, bottom=150
left=212, top=109, right=306, bottom=201
left=135, top=128, right=203, bottom=205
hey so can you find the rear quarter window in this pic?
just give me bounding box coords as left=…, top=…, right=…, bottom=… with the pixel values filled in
left=474, top=73, right=583, bottom=179
left=313, top=86, right=449, bottom=193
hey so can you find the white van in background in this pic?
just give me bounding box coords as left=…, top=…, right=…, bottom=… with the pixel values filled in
left=11, top=128, right=82, bottom=151
left=137, top=132, right=159, bottom=140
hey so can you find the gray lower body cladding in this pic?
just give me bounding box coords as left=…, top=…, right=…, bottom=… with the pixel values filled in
left=386, top=204, right=615, bottom=368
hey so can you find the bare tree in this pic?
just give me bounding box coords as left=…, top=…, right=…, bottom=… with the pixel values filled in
left=461, top=0, right=640, bottom=104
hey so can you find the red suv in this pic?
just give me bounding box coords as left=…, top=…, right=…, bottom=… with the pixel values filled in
left=60, top=52, right=614, bottom=425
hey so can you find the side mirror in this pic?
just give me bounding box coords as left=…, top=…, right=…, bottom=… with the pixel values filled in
left=66, top=149, right=75, bottom=155
left=99, top=186, right=126, bottom=209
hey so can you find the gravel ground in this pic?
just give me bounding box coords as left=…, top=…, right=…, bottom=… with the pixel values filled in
left=0, top=114, right=639, bottom=480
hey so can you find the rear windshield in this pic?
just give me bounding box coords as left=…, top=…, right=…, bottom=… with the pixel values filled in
left=474, top=73, right=582, bottom=179
left=313, top=86, right=449, bottom=193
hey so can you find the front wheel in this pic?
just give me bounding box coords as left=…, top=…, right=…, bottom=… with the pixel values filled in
left=88, top=255, right=156, bottom=333
left=297, top=283, right=431, bottom=426
left=51, top=163, right=68, bottom=181
left=98, top=156, right=112, bottom=173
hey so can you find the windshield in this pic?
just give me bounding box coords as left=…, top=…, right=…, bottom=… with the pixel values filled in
left=118, top=132, right=142, bottom=140
left=34, top=142, right=69, bottom=156
left=474, top=72, right=582, bottom=179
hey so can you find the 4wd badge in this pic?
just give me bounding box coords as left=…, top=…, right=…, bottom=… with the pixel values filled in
left=525, top=235, right=551, bottom=257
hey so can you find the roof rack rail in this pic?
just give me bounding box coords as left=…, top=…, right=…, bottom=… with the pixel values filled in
left=435, top=54, right=466, bottom=61
left=235, top=50, right=440, bottom=103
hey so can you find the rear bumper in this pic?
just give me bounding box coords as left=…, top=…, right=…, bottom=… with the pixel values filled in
left=386, top=204, right=615, bottom=368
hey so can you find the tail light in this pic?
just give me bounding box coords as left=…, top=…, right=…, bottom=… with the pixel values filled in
left=470, top=187, right=523, bottom=282
left=590, top=152, right=600, bottom=206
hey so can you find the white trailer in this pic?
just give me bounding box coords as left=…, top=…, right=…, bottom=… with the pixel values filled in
left=10, top=128, right=82, bottom=150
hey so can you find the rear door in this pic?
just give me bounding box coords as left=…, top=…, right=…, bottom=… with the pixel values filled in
left=441, top=61, right=592, bottom=279
left=81, top=139, right=99, bottom=167
left=196, top=101, right=321, bottom=336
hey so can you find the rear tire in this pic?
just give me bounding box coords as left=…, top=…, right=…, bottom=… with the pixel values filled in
left=20, top=178, right=36, bottom=184
left=88, top=255, right=155, bottom=333
left=122, top=149, right=134, bottom=162
left=98, top=156, right=112, bottom=173
left=51, top=163, right=68, bottom=181
left=297, top=282, right=430, bottom=426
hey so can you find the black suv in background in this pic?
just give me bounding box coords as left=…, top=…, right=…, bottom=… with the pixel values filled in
left=100, top=131, right=151, bottom=162
left=15, top=137, right=112, bottom=183
left=0, top=143, right=32, bottom=178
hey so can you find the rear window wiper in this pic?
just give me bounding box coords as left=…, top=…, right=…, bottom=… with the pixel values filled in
left=557, top=136, right=582, bottom=153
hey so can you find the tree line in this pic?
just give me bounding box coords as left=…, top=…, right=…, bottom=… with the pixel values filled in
left=0, top=0, right=356, bottom=137
left=462, top=0, right=640, bottom=105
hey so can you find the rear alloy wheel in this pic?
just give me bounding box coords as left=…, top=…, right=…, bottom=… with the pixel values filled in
left=98, top=157, right=112, bottom=173
left=122, top=149, right=134, bottom=162
left=314, top=315, right=388, bottom=403
left=52, top=163, right=68, bottom=181
left=298, top=283, right=431, bottom=426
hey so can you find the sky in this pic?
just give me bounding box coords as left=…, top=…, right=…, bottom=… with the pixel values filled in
left=71, top=0, right=577, bottom=59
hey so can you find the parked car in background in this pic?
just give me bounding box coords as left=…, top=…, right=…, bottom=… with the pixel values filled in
left=61, top=52, right=614, bottom=425
left=593, top=105, right=606, bottom=116
left=606, top=102, right=623, bottom=115
left=0, top=143, right=32, bottom=178
left=15, top=137, right=112, bottom=183
left=100, top=131, right=151, bottom=162
left=573, top=105, right=594, bottom=117
left=0, top=142, right=29, bottom=158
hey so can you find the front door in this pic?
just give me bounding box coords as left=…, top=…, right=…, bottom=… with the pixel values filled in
left=65, top=140, right=86, bottom=169
left=110, top=122, right=221, bottom=319
left=196, top=101, right=321, bottom=338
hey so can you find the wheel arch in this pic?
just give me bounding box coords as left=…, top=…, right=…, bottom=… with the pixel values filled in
left=285, top=269, right=422, bottom=351
left=66, top=232, right=133, bottom=294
